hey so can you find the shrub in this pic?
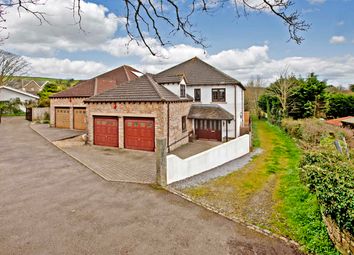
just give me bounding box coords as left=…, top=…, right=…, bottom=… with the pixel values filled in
left=300, top=149, right=354, bottom=234
left=282, top=118, right=353, bottom=148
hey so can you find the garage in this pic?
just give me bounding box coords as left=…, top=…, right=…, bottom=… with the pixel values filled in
left=73, top=107, right=86, bottom=130
left=124, top=118, right=155, bottom=151
left=55, top=107, right=70, bottom=129
left=94, top=116, right=118, bottom=147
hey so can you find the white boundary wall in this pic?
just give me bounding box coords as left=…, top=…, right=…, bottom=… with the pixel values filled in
left=166, top=134, right=250, bottom=184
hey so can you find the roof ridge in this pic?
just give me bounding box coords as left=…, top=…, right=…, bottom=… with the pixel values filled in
left=192, top=57, right=242, bottom=85
left=157, top=57, right=197, bottom=76
left=122, top=65, right=130, bottom=81
left=146, top=74, right=165, bottom=101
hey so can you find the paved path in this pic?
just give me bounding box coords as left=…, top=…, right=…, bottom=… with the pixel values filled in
left=31, top=123, right=85, bottom=142
left=54, top=137, right=156, bottom=183
left=0, top=117, right=302, bottom=255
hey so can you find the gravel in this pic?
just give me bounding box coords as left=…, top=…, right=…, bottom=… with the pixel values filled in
left=171, top=148, right=263, bottom=189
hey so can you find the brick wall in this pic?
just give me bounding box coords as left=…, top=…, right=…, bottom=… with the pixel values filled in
left=50, top=97, right=86, bottom=128
left=86, top=101, right=192, bottom=151
left=323, top=215, right=354, bottom=255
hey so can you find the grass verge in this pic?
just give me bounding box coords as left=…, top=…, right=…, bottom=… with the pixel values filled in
left=184, top=119, right=338, bottom=254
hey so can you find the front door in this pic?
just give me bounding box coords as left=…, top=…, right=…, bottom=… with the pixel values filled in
left=195, top=119, right=222, bottom=141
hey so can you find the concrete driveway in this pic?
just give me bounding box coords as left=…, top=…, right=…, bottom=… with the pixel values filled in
left=0, top=117, right=302, bottom=255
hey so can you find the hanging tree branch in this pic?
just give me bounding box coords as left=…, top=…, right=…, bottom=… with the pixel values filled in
left=0, top=0, right=310, bottom=55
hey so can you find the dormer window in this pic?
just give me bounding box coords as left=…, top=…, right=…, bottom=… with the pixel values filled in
left=180, top=84, right=186, bottom=98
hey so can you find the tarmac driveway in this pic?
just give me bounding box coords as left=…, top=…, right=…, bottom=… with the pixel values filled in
left=0, top=117, right=302, bottom=255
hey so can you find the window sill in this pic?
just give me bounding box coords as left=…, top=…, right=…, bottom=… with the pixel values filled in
left=211, top=101, right=227, bottom=104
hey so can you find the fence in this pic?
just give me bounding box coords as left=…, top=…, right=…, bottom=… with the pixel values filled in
left=166, top=134, right=250, bottom=184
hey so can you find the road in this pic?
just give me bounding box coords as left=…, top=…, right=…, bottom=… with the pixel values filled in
left=0, top=117, right=301, bottom=255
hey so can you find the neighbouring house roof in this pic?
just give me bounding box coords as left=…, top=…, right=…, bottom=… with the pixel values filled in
left=341, top=117, right=354, bottom=125
left=0, top=86, right=39, bottom=99
left=85, top=74, right=193, bottom=103
left=325, top=116, right=353, bottom=127
left=155, top=57, right=245, bottom=89
left=51, top=65, right=142, bottom=98
left=188, top=104, right=234, bottom=120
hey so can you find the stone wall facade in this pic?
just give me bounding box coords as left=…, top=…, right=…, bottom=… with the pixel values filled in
left=50, top=97, right=87, bottom=129
left=323, top=215, right=354, bottom=255
left=86, top=101, right=193, bottom=151
left=168, top=102, right=193, bottom=151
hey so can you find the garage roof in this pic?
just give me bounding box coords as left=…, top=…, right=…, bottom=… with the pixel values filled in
left=85, top=74, right=193, bottom=103
left=51, top=65, right=142, bottom=98
left=188, top=104, right=234, bottom=120
left=155, top=57, right=245, bottom=90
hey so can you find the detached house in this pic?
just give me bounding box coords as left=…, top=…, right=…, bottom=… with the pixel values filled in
left=50, top=65, right=141, bottom=130
left=154, top=57, right=245, bottom=139
left=84, top=57, right=245, bottom=152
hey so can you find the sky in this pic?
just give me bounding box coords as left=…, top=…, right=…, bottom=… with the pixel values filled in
left=2, top=0, right=354, bottom=87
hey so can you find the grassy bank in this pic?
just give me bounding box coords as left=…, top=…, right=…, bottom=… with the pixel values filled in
left=184, top=120, right=338, bottom=254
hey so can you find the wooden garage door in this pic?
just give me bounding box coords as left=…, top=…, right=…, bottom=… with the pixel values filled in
left=124, top=118, right=155, bottom=151
left=74, top=108, right=86, bottom=130
left=94, top=117, right=118, bottom=147
left=195, top=119, right=222, bottom=141
left=55, top=107, right=70, bottom=129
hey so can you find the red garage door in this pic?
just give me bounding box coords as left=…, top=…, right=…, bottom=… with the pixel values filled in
left=94, top=116, right=118, bottom=147
left=124, top=118, right=155, bottom=151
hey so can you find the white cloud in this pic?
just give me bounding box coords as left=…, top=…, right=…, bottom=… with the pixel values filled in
left=3, top=0, right=121, bottom=54
left=24, top=57, right=108, bottom=79
left=23, top=44, right=354, bottom=86
left=330, top=35, right=346, bottom=44
left=307, top=0, right=326, bottom=4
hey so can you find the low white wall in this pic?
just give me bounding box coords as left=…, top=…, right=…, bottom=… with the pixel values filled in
left=166, top=134, right=250, bottom=184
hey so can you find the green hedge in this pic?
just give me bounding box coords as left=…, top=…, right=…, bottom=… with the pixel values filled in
left=300, top=150, right=354, bottom=234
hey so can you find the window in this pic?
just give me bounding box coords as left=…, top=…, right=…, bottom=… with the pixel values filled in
left=180, top=84, right=186, bottom=98
left=211, top=88, right=226, bottom=102
left=181, top=116, right=187, bottom=132
left=194, top=88, right=201, bottom=102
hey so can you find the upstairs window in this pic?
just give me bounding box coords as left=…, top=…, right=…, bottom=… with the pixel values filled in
left=182, top=116, right=187, bottom=132
left=194, top=88, right=201, bottom=102
left=212, top=88, right=226, bottom=102
left=180, top=84, right=186, bottom=98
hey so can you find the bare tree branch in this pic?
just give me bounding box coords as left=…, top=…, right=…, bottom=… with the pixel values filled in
left=0, top=50, right=29, bottom=86
left=0, top=0, right=310, bottom=54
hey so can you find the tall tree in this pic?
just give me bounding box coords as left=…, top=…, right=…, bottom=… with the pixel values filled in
left=0, top=1, right=309, bottom=55
left=289, top=73, right=327, bottom=118
left=265, top=72, right=299, bottom=118
left=0, top=50, right=29, bottom=86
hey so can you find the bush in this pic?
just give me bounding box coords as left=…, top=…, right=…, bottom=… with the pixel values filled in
left=326, top=93, right=354, bottom=118
left=282, top=118, right=353, bottom=148
left=301, top=149, right=354, bottom=234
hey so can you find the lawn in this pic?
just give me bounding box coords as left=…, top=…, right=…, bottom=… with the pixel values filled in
left=183, top=119, right=338, bottom=255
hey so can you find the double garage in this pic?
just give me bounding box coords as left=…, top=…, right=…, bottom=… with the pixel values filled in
left=93, top=116, right=155, bottom=151
left=55, top=107, right=86, bottom=130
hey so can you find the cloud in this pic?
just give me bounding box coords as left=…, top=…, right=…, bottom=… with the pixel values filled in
left=23, top=44, right=354, bottom=86
left=3, top=0, right=121, bottom=54
left=329, top=35, right=346, bottom=44
left=24, top=57, right=108, bottom=79
left=307, top=0, right=326, bottom=4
